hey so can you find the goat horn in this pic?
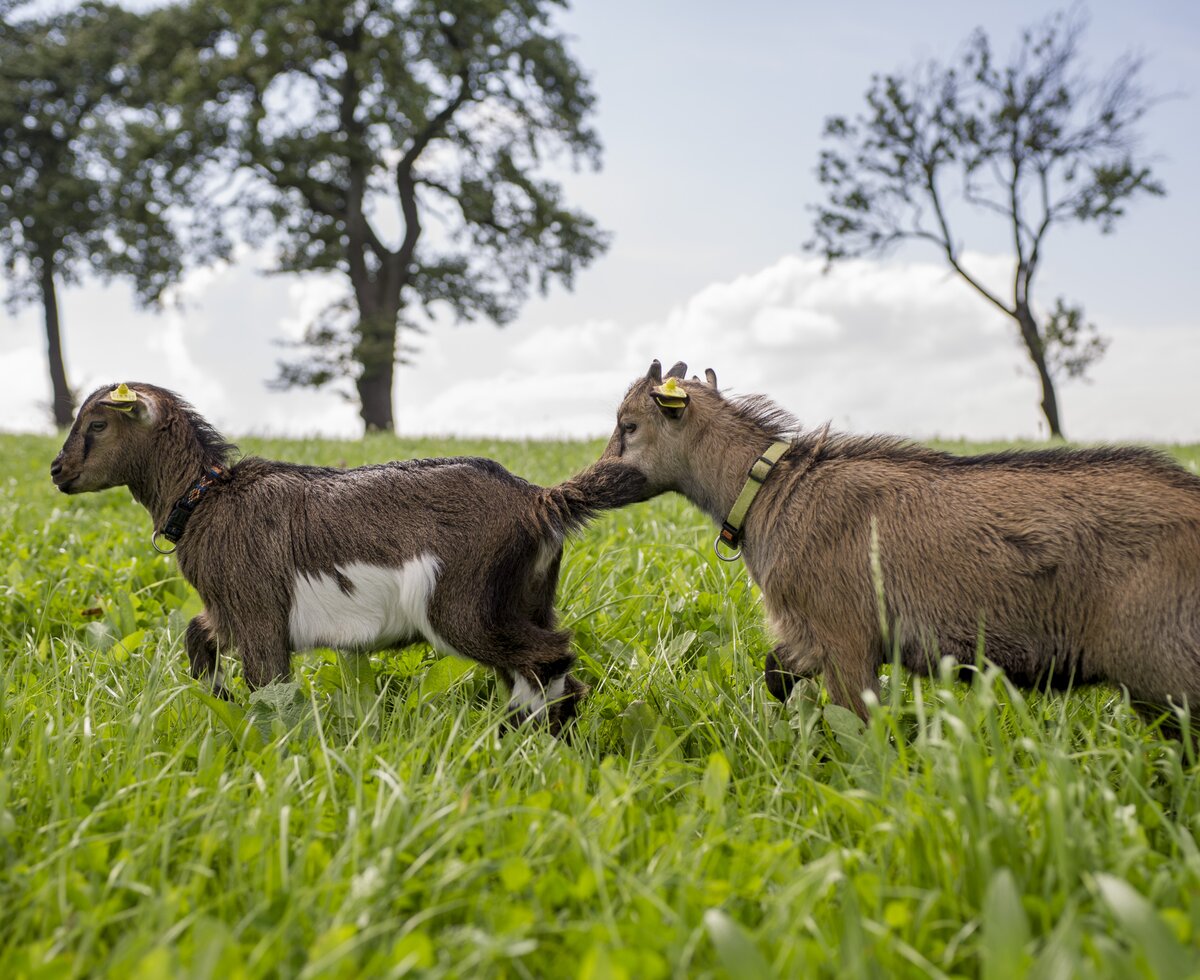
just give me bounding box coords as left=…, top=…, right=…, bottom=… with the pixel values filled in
left=665, top=361, right=688, bottom=379
left=646, top=359, right=662, bottom=383
left=704, top=368, right=718, bottom=388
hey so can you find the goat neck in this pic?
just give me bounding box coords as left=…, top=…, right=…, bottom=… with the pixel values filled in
left=677, top=421, right=788, bottom=527
left=126, top=416, right=225, bottom=534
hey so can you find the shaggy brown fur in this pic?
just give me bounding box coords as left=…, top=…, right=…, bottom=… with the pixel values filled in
left=52, top=383, right=648, bottom=734
left=603, top=360, right=1200, bottom=721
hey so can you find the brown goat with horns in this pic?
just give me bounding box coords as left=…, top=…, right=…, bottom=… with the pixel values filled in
left=604, top=359, right=1200, bottom=721
left=52, top=383, right=648, bottom=733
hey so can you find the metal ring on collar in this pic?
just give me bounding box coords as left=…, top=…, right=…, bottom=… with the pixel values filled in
left=151, top=531, right=177, bottom=555
left=713, top=535, right=741, bottom=563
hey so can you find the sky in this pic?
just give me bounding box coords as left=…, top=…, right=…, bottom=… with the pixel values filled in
left=3, top=0, right=1198, bottom=443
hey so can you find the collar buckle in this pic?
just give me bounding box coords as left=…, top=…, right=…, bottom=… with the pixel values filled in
left=714, top=522, right=743, bottom=562
left=160, top=507, right=191, bottom=544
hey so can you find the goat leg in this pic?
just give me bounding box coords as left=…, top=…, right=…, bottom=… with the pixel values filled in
left=546, top=672, right=589, bottom=738
left=186, top=613, right=230, bottom=699
left=764, top=632, right=824, bottom=703
left=504, top=655, right=582, bottom=736
left=823, top=645, right=882, bottom=723
left=238, top=638, right=292, bottom=691
left=764, top=645, right=804, bottom=702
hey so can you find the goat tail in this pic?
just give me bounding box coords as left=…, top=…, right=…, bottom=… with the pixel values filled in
left=541, top=459, right=652, bottom=535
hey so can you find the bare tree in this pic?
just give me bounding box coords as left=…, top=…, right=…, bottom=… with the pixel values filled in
left=808, top=10, right=1164, bottom=437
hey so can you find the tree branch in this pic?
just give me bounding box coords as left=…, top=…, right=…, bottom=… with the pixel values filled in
left=924, top=168, right=1014, bottom=317
left=1025, top=164, right=1055, bottom=284
left=1007, top=161, right=1026, bottom=271
left=396, top=81, right=472, bottom=179
left=393, top=43, right=473, bottom=280
left=333, top=56, right=381, bottom=307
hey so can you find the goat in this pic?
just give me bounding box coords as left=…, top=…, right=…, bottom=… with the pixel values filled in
left=51, top=382, right=648, bottom=733
left=603, top=359, right=1200, bottom=722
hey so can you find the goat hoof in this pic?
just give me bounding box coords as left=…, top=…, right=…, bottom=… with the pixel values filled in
left=764, top=649, right=798, bottom=703
left=547, top=675, right=590, bottom=738
left=500, top=705, right=531, bottom=737
left=547, top=697, right=580, bottom=739
left=202, top=677, right=235, bottom=701
left=561, top=675, right=590, bottom=702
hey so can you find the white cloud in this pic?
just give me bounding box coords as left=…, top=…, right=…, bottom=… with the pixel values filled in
left=396, top=252, right=1196, bottom=443
left=278, top=274, right=346, bottom=343
left=2, top=251, right=1196, bottom=444
left=0, top=343, right=54, bottom=433
left=146, top=308, right=224, bottom=400
left=751, top=306, right=840, bottom=348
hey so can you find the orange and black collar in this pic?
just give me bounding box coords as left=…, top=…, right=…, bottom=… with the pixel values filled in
left=153, top=465, right=230, bottom=553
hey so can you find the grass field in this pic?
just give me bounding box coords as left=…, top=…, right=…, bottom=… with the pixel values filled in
left=2, top=432, right=1200, bottom=979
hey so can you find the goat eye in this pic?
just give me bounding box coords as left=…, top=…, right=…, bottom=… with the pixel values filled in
left=621, top=422, right=638, bottom=435
left=88, top=420, right=107, bottom=433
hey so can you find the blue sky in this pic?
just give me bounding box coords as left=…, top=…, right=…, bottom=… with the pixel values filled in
left=3, top=0, right=1197, bottom=441
left=544, top=0, right=1199, bottom=326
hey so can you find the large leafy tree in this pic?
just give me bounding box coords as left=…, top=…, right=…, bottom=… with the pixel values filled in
left=156, top=0, right=607, bottom=432
left=0, top=1, right=183, bottom=427
left=808, top=11, right=1163, bottom=438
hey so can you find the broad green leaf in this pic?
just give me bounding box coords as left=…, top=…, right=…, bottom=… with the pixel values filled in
left=499, top=856, right=532, bottom=892
left=419, top=654, right=475, bottom=698
left=390, top=930, right=434, bottom=973
left=702, top=751, right=731, bottom=812
left=336, top=651, right=376, bottom=710
left=1094, top=874, right=1198, bottom=980
left=982, top=868, right=1031, bottom=980
left=189, top=687, right=267, bottom=753
left=703, top=909, right=771, bottom=980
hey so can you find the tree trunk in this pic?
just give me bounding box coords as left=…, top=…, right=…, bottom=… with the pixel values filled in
left=39, top=251, right=74, bottom=428
left=353, top=308, right=398, bottom=432
left=356, top=363, right=395, bottom=432
left=1014, top=302, right=1063, bottom=439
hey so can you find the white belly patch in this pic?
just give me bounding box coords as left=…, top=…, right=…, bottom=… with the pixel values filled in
left=288, top=555, right=450, bottom=653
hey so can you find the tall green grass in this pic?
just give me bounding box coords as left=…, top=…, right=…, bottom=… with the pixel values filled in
left=2, top=433, right=1199, bottom=978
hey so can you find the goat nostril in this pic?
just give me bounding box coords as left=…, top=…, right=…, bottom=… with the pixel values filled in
left=50, top=460, right=63, bottom=477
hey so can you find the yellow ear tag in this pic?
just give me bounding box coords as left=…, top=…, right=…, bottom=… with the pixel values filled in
left=108, top=383, right=138, bottom=412
left=652, top=377, right=689, bottom=409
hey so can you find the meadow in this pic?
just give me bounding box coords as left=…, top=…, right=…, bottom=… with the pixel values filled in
left=2, top=431, right=1200, bottom=979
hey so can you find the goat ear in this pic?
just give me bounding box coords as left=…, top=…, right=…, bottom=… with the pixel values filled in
left=646, top=359, right=662, bottom=383
left=704, top=368, right=718, bottom=388
left=650, top=377, right=690, bottom=420
left=665, top=361, right=688, bottom=379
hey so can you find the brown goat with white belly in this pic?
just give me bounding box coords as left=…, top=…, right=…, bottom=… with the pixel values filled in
left=604, top=359, right=1200, bottom=721
left=52, top=382, right=648, bottom=733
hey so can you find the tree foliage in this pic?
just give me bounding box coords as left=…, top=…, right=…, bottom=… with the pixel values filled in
left=152, top=0, right=608, bottom=431
left=808, top=10, right=1164, bottom=437
left=0, top=1, right=187, bottom=426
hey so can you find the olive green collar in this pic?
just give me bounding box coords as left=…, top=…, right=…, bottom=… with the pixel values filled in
left=714, top=440, right=790, bottom=562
